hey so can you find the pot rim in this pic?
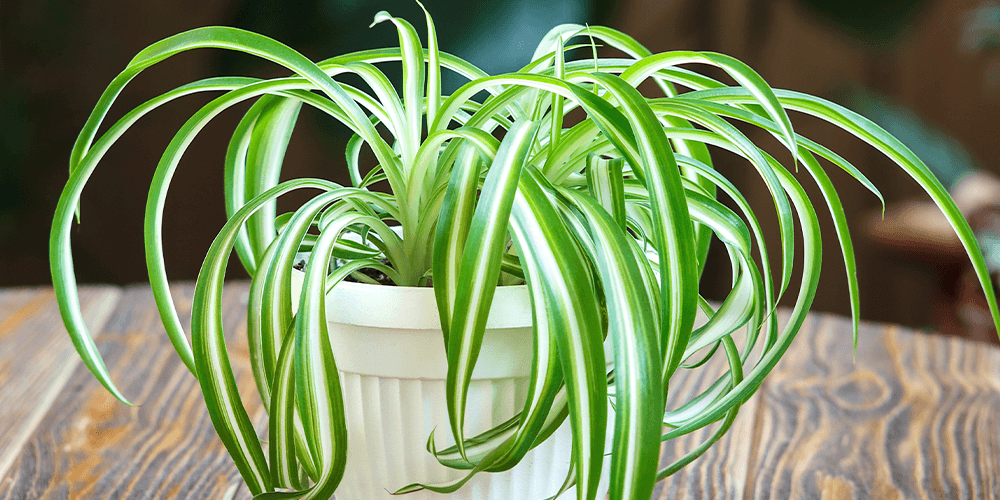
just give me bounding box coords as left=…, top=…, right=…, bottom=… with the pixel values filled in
left=290, top=270, right=533, bottom=331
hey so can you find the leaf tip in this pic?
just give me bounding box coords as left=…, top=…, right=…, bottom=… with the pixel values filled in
left=370, top=11, right=392, bottom=28
left=391, top=483, right=425, bottom=495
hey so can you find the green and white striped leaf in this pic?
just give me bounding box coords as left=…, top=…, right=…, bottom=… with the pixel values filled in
left=192, top=179, right=344, bottom=495
left=508, top=166, right=607, bottom=500
left=555, top=185, right=662, bottom=500
left=441, top=119, right=539, bottom=458
left=53, top=76, right=257, bottom=400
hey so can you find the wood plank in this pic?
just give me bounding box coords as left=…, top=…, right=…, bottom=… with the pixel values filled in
left=747, top=313, right=1000, bottom=499
left=0, top=283, right=262, bottom=500
left=0, top=286, right=122, bottom=486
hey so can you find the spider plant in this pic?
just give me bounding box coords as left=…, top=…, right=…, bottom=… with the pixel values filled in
left=50, top=4, right=1000, bottom=500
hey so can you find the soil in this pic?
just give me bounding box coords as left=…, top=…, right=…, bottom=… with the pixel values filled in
left=345, top=264, right=396, bottom=286
left=295, top=258, right=397, bottom=286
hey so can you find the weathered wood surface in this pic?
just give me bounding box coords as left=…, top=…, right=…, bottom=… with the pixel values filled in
left=0, top=283, right=998, bottom=499
left=748, top=313, right=1000, bottom=500
left=0, top=284, right=263, bottom=500
left=0, top=287, right=121, bottom=490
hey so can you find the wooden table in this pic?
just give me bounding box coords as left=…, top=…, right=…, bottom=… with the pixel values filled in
left=1, top=283, right=998, bottom=499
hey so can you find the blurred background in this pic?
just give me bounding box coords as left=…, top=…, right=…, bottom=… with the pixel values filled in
left=3, top=0, right=999, bottom=342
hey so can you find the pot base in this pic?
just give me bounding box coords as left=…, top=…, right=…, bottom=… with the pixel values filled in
left=334, top=372, right=601, bottom=500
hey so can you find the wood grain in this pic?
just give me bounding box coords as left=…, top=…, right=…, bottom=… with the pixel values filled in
left=0, top=283, right=263, bottom=500
left=0, top=286, right=121, bottom=486
left=748, top=313, right=1000, bottom=500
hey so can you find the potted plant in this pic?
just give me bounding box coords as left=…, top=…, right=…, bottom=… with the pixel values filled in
left=49, top=5, right=1000, bottom=500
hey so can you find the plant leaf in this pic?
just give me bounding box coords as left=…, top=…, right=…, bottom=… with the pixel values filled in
left=443, top=119, right=539, bottom=459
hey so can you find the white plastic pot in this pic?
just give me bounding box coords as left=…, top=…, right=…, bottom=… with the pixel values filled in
left=289, top=272, right=610, bottom=499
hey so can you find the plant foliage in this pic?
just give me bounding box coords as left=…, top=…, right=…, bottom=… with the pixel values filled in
left=50, top=4, right=1000, bottom=500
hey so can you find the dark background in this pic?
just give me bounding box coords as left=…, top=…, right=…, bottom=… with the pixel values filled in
left=3, top=0, right=999, bottom=337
